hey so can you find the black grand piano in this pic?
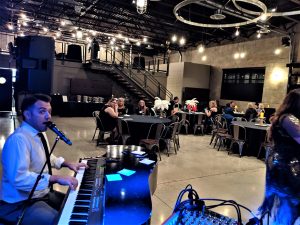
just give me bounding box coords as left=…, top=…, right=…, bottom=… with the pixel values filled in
left=56, top=145, right=158, bottom=225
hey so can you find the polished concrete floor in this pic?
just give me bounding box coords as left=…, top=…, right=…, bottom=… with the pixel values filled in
left=0, top=116, right=266, bottom=225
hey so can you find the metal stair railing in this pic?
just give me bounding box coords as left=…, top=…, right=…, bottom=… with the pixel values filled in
left=102, top=50, right=173, bottom=101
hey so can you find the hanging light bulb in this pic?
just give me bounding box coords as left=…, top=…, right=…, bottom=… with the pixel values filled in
left=198, top=44, right=205, bottom=53
left=7, top=23, right=14, bottom=30
left=136, top=0, right=147, bottom=14
left=143, top=37, right=148, bottom=43
left=171, top=35, right=177, bottom=43
left=257, top=31, right=261, bottom=39
left=235, top=27, right=240, bottom=37
left=136, top=41, right=141, bottom=46
left=179, top=37, right=186, bottom=46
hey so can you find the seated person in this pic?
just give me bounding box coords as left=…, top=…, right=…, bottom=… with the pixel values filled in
left=223, top=101, right=236, bottom=124
left=205, top=100, right=219, bottom=118
left=256, top=103, right=265, bottom=115
left=204, top=100, right=219, bottom=132
left=117, top=97, right=128, bottom=115
left=244, top=102, right=258, bottom=121
left=100, top=98, right=118, bottom=137
left=135, top=100, right=150, bottom=115
left=168, top=96, right=182, bottom=116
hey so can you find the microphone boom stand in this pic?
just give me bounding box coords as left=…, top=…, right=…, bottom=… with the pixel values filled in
left=17, top=136, right=61, bottom=225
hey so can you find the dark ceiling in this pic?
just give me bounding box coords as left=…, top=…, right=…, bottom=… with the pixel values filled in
left=1, top=0, right=300, bottom=54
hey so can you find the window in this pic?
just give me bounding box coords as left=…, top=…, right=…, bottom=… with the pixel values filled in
left=221, top=67, right=265, bottom=102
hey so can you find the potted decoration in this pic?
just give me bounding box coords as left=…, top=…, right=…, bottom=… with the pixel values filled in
left=154, top=97, right=170, bottom=118
left=185, top=98, right=199, bottom=112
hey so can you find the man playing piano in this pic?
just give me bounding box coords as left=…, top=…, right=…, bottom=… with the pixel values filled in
left=0, top=94, right=87, bottom=225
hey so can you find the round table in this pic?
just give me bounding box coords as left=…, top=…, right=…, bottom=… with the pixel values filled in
left=120, top=115, right=171, bottom=144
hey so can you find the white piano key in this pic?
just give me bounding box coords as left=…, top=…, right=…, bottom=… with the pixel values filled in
left=57, top=160, right=87, bottom=225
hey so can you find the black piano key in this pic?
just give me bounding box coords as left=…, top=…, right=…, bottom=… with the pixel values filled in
left=70, top=214, right=89, bottom=220
left=78, top=190, right=92, bottom=195
left=75, top=201, right=90, bottom=206
left=80, top=184, right=94, bottom=189
left=69, top=221, right=87, bottom=225
left=72, top=206, right=89, bottom=213
left=76, top=195, right=91, bottom=200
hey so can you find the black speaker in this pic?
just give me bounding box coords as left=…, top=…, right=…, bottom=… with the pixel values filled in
left=66, top=44, right=82, bottom=62
left=0, top=69, right=12, bottom=111
left=15, top=36, right=54, bottom=94
left=133, top=56, right=145, bottom=69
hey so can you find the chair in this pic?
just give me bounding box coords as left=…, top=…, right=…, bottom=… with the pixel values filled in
left=213, top=121, right=232, bottom=151
left=179, top=113, right=189, bottom=134
left=92, top=111, right=100, bottom=141
left=150, top=107, right=157, bottom=116
left=117, top=119, right=131, bottom=145
left=232, top=117, right=247, bottom=122
left=139, top=123, right=165, bottom=160
left=167, top=115, right=179, bottom=122
left=95, top=112, right=113, bottom=145
left=257, top=129, right=273, bottom=160
left=162, top=122, right=180, bottom=156
left=174, top=117, right=184, bottom=150
left=210, top=116, right=228, bottom=145
left=193, top=114, right=205, bottom=135
left=228, top=124, right=247, bottom=157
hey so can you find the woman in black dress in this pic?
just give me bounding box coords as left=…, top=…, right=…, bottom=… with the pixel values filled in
left=100, top=98, right=118, bottom=133
left=259, top=89, right=300, bottom=224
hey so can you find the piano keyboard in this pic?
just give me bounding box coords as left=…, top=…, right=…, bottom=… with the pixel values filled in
left=57, top=158, right=105, bottom=225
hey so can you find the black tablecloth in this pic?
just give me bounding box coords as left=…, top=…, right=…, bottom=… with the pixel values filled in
left=176, top=111, right=205, bottom=133
left=120, top=115, right=171, bottom=145
left=231, top=121, right=270, bottom=156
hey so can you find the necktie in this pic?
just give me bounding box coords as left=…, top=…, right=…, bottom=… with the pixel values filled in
left=37, top=132, right=52, bottom=176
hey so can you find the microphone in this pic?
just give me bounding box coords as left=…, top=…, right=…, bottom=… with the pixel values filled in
left=44, top=121, right=72, bottom=145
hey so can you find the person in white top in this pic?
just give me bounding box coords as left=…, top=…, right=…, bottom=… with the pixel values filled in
left=0, top=94, right=87, bottom=225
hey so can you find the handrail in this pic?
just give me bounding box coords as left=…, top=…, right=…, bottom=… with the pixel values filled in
left=102, top=49, right=173, bottom=101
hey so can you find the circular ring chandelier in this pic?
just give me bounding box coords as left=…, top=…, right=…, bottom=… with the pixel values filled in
left=173, top=0, right=268, bottom=28
left=232, top=0, right=266, bottom=16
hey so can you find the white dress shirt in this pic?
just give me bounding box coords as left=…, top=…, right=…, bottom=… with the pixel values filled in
left=0, top=121, right=65, bottom=203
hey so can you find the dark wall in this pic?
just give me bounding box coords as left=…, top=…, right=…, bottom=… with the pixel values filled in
left=182, top=87, right=210, bottom=111
left=0, top=69, right=12, bottom=111
left=70, top=78, right=112, bottom=97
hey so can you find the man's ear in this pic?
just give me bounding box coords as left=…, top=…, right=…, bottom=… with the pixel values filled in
left=23, top=110, right=31, bottom=121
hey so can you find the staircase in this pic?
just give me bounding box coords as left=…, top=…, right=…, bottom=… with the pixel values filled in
left=86, top=52, right=173, bottom=106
